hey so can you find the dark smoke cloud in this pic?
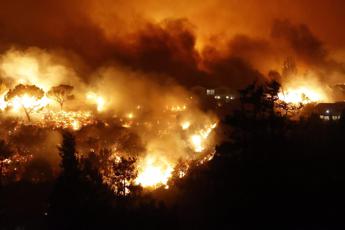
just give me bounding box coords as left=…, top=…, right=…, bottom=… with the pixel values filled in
left=201, top=45, right=264, bottom=89
left=108, top=19, right=206, bottom=87
left=1, top=0, right=344, bottom=89
left=229, top=35, right=272, bottom=59
left=271, top=19, right=327, bottom=67
left=271, top=19, right=345, bottom=75
left=0, top=0, right=113, bottom=66
left=226, top=35, right=280, bottom=75
left=0, top=0, right=267, bottom=89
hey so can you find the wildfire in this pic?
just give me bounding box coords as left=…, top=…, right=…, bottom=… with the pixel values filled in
left=86, top=92, right=105, bottom=112
left=41, top=111, right=95, bottom=130
left=9, top=95, right=51, bottom=112
left=135, top=155, right=174, bottom=189
left=0, top=82, right=218, bottom=190
left=181, top=121, right=191, bottom=130
left=278, top=75, right=329, bottom=105
left=278, top=87, right=324, bottom=104
left=167, top=105, right=187, bottom=112
left=0, top=49, right=219, bottom=193
left=72, top=120, right=81, bottom=130
left=127, top=112, right=134, bottom=119
left=1, top=153, right=34, bottom=181
left=190, top=123, right=217, bottom=153
left=190, top=134, right=204, bottom=152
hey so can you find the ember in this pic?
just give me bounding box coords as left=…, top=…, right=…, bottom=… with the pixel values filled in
left=0, top=50, right=219, bottom=191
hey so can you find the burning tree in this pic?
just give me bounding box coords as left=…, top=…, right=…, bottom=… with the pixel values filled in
left=276, top=100, right=303, bottom=117
left=47, top=84, right=74, bottom=110
left=85, top=148, right=138, bottom=196
left=110, top=156, right=137, bottom=196
left=0, top=139, right=13, bottom=185
left=4, top=84, right=44, bottom=121
left=264, top=80, right=281, bottom=115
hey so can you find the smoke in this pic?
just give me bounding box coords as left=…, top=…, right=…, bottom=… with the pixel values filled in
left=111, top=19, right=204, bottom=87
left=0, top=47, right=218, bottom=188
left=272, top=19, right=327, bottom=66
left=0, top=0, right=113, bottom=66
left=84, top=65, right=218, bottom=160
left=1, top=0, right=343, bottom=90
left=1, top=0, right=345, bottom=187
left=0, top=48, right=82, bottom=91
left=88, top=65, right=192, bottom=113
left=200, top=44, right=265, bottom=88
left=271, top=19, right=343, bottom=73
left=10, top=126, right=62, bottom=167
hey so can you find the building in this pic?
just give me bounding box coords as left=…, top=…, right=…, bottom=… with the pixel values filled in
left=313, top=102, right=345, bottom=121
left=206, top=87, right=236, bottom=104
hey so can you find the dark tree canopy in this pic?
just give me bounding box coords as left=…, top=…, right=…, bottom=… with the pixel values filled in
left=4, top=84, right=44, bottom=121
left=58, top=131, right=79, bottom=178
left=0, top=139, right=12, bottom=160
left=47, top=84, right=74, bottom=109
left=111, top=156, right=137, bottom=196
left=0, top=139, right=13, bottom=186
left=238, top=80, right=281, bottom=118
left=86, top=148, right=138, bottom=196
left=5, top=84, right=44, bottom=102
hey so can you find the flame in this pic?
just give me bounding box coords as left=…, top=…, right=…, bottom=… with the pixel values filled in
left=127, top=112, right=134, bottom=119
left=8, top=95, right=51, bottom=112
left=190, top=134, right=204, bottom=152
left=42, top=111, right=94, bottom=130
left=0, top=49, right=74, bottom=91
left=0, top=49, right=220, bottom=193
left=190, top=123, right=217, bottom=153
left=167, top=104, right=187, bottom=112
left=86, top=92, right=105, bottom=112
left=278, top=75, right=329, bottom=105
left=0, top=84, right=218, bottom=190
left=71, top=120, right=81, bottom=130
left=181, top=121, right=191, bottom=130
left=135, top=155, right=173, bottom=189
left=278, top=86, right=326, bottom=104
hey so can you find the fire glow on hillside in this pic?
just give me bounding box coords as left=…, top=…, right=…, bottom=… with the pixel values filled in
left=0, top=49, right=218, bottom=191
left=277, top=76, right=330, bottom=105
left=278, top=86, right=327, bottom=104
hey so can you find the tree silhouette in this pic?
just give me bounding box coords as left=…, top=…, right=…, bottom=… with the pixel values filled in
left=264, top=80, right=281, bottom=116
left=0, top=139, right=13, bottom=186
left=50, top=133, right=124, bottom=229
left=94, top=148, right=138, bottom=196
left=5, top=84, right=44, bottom=121
left=49, top=131, right=82, bottom=228
left=238, top=81, right=262, bottom=117
left=47, top=84, right=74, bottom=110
left=58, top=131, right=79, bottom=178
left=276, top=100, right=303, bottom=117
left=239, top=80, right=282, bottom=118
left=112, top=157, right=137, bottom=196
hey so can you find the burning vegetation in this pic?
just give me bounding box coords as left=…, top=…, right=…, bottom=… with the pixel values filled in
left=0, top=48, right=218, bottom=192
left=2, top=1, right=345, bottom=229
left=0, top=45, right=340, bottom=194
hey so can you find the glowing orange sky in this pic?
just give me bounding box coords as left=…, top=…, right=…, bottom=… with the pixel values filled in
left=86, top=0, right=345, bottom=49
left=0, top=0, right=344, bottom=88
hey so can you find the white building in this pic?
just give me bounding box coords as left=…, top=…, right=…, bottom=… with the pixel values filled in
left=313, top=102, right=345, bottom=121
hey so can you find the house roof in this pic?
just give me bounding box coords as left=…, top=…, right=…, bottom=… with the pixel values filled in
left=313, top=102, right=345, bottom=115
